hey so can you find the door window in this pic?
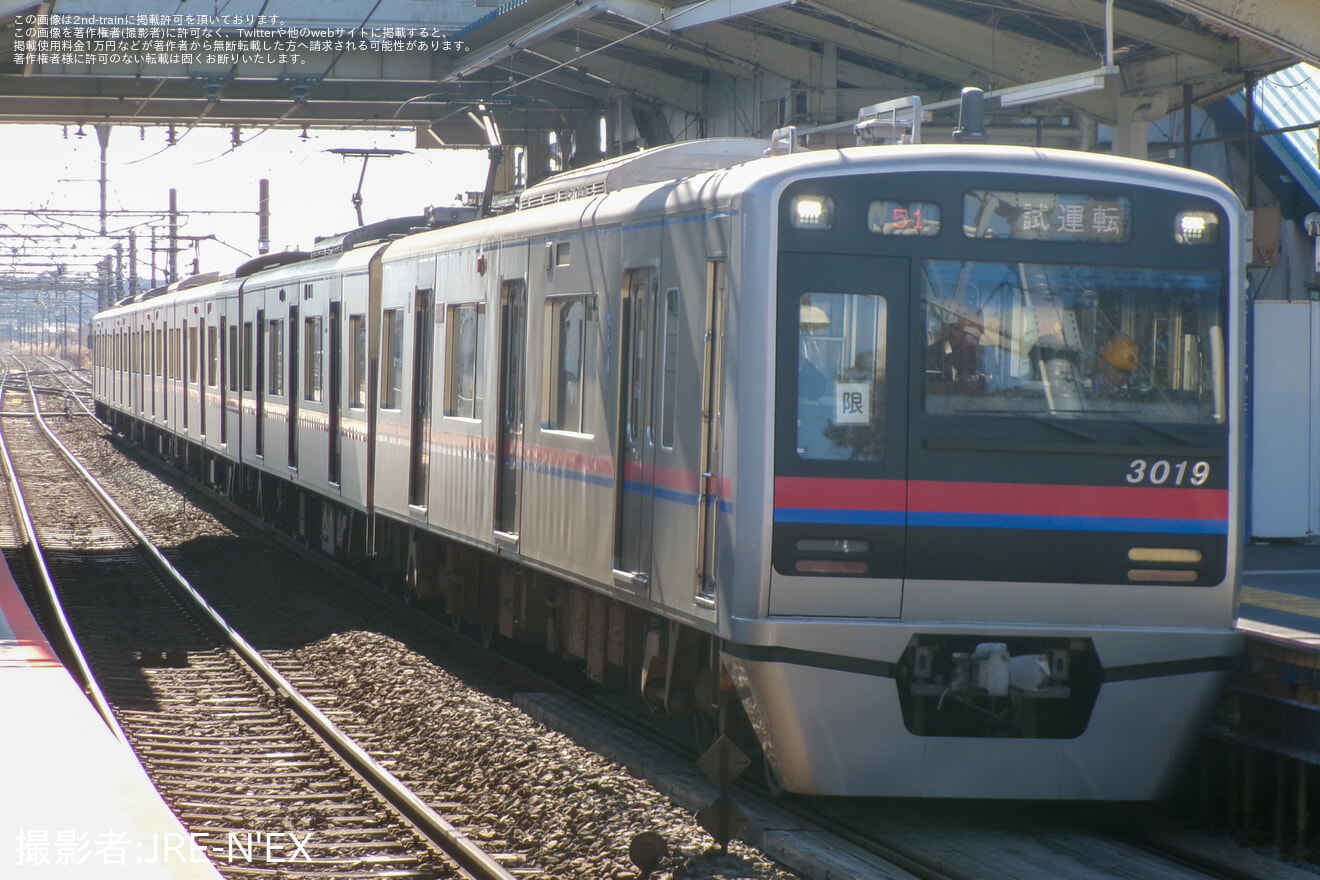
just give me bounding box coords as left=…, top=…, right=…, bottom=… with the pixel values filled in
left=796, top=292, right=888, bottom=461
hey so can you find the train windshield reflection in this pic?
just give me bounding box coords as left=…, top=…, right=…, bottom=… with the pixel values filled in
left=921, top=260, right=1225, bottom=424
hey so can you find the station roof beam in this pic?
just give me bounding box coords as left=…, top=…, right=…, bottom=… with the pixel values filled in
left=0, top=0, right=1311, bottom=145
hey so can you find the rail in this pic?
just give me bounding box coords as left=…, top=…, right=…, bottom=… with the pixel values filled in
left=5, top=359, right=518, bottom=880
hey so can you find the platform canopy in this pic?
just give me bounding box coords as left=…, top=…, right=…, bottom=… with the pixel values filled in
left=0, top=0, right=1313, bottom=147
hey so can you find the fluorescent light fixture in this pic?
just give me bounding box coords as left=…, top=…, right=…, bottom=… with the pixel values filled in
left=995, top=66, right=1117, bottom=107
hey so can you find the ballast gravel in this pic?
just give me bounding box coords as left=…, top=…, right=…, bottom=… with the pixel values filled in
left=51, top=406, right=805, bottom=880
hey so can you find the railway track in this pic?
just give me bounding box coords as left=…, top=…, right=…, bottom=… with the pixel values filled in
left=527, top=666, right=1320, bottom=880
left=21, top=353, right=94, bottom=414
left=0, top=359, right=516, bottom=880
left=20, top=351, right=1320, bottom=880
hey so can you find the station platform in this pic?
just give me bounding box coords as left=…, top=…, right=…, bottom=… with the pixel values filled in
left=1239, top=538, right=1320, bottom=641
left=0, top=557, right=221, bottom=879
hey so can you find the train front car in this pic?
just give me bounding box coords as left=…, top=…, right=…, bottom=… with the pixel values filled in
left=721, top=146, right=1244, bottom=799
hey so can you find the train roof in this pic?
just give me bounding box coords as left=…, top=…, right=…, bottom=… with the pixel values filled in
left=95, top=138, right=1243, bottom=326
left=378, top=141, right=781, bottom=262
left=239, top=240, right=384, bottom=290
left=309, top=216, right=428, bottom=258
left=517, top=138, right=768, bottom=209
left=712, top=141, right=1244, bottom=210
left=95, top=241, right=387, bottom=323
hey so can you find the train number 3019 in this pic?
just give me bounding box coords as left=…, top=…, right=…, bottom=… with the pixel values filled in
left=1125, top=459, right=1211, bottom=486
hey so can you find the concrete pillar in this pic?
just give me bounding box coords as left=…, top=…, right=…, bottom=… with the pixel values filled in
left=1113, top=91, right=1169, bottom=159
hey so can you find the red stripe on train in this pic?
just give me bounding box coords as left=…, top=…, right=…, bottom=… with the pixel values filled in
left=775, top=477, right=1227, bottom=520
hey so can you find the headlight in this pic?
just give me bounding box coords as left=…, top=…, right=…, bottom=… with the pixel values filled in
left=1174, top=210, right=1218, bottom=245
left=790, top=194, right=835, bottom=229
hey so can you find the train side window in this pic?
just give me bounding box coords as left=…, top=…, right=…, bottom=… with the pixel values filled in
left=188, top=324, right=199, bottom=384
left=228, top=324, right=239, bottom=391
left=242, top=322, right=253, bottom=391
left=543, top=294, right=598, bottom=434
left=659, top=288, right=680, bottom=449
left=381, top=308, right=404, bottom=410
left=796, top=292, right=888, bottom=461
left=268, top=318, right=285, bottom=396
left=304, top=315, right=323, bottom=402
left=445, top=302, right=485, bottom=419
left=207, top=324, right=219, bottom=387
left=349, top=314, right=367, bottom=408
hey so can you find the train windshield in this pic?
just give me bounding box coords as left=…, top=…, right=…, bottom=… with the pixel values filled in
left=920, top=260, right=1225, bottom=424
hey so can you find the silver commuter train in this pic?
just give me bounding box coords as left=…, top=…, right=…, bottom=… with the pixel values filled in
left=93, top=136, right=1246, bottom=799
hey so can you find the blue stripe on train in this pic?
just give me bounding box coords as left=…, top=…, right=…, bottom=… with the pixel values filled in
left=775, top=508, right=1228, bottom=533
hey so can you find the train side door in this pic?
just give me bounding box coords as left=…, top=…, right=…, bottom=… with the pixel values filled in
left=408, top=289, right=434, bottom=508
left=255, top=307, right=265, bottom=457
left=199, top=318, right=208, bottom=437
left=695, top=260, right=727, bottom=601
left=328, top=300, right=342, bottom=485
left=137, top=325, right=145, bottom=418
left=614, top=268, right=659, bottom=587
left=288, top=303, right=300, bottom=469
left=159, top=323, right=168, bottom=422
left=182, top=319, right=190, bottom=431
left=219, top=316, right=228, bottom=445
left=147, top=323, right=156, bottom=418
left=494, top=279, right=527, bottom=539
